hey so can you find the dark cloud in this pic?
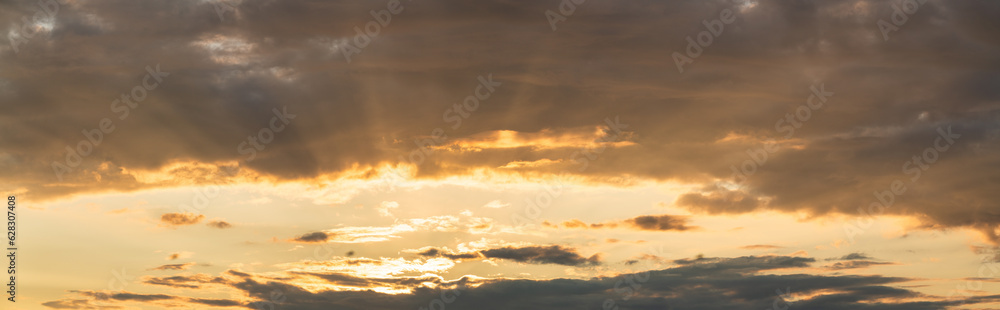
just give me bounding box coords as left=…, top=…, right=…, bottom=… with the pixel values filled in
left=831, top=252, right=874, bottom=261
left=672, top=255, right=816, bottom=271
left=416, top=245, right=599, bottom=266
left=826, top=260, right=895, bottom=270
left=106, top=293, right=173, bottom=302
left=480, top=245, right=601, bottom=266
left=626, top=214, right=695, bottom=231
left=291, top=231, right=331, bottom=243
left=227, top=270, right=252, bottom=278
left=142, top=274, right=229, bottom=289
left=416, top=247, right=481, bottom=260
left=159, top=212, right=204, bottom=226
left=49, top=255, right=998, bottom=310
left=972, top=246, right=1000, bottom=263
left=148, top=263, right=196, bottom=271
left=48, top=290, right=245, bottom=309
left=1, top=0, right=999, bottom=241
left=821, top=253, right=892, bottom=270
left=206, top=220, right=233, bottom=229
left=188, top=298, right=243, bottom=307
left=41, top=299, right=121, bottom=309
left=623, top=253, right=667, bottom=265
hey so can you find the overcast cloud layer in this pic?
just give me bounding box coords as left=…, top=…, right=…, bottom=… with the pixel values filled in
left=3, top=0, right=999, bottom=239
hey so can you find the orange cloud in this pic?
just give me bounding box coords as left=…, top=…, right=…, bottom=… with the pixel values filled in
left=160, top=212, right=205, bottom=227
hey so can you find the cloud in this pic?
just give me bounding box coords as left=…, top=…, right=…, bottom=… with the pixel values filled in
left=413, top=244, right=600, bottom=266
left=626, top=214, right=695, bottom=231
left=830, top=252, right=874, bottom=261
left=143, top=274, right=228, bottom=289
left=971, top=246, right=1000, bottom=263
left=414, top=247, right=481, bottom=260
left=101, top=292, right=174, bottom=301
left=46, top=290, right=244, bottom=309
left=206, top=220, right=232, bottom=229
left=676, top=186, right=766, bottom=215
left=624, top=253, right=668, bottom=265
left=288, top=226, right=407, bottom=244
left=826, top=260, right=895, bottom=270
left=479, top=245, right=601, bottom=266
left=188, top=298, right=244, bottom=307
left=148, top=262, right=196, bottom=271
left=48, top=255, right=1000, bottom=310
left=482, top=199, right=509, bottom=209
left=291, top=232, right=331, bottom=243
left=672, top=255, right=815, bottom=269
left=159, top=213, right=204, bottom=227
left=821, top=253, right=894, bottom=270
left=376, top=201, right=399, bottom=217
left=166, top=252, right=192, bottom=260
left=544, top=214, right=696, bottom=231
left=41, top=298, right=121, bottom=309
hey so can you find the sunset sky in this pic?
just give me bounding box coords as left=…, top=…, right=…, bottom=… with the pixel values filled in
left=2, top=0, right=1000, bottom=309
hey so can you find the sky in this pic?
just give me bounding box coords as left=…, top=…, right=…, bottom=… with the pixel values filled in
left=2, top=0, right=1000, bottom=309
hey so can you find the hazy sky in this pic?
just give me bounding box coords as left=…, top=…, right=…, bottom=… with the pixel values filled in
left=2, top=0, right=1000, bottom=309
